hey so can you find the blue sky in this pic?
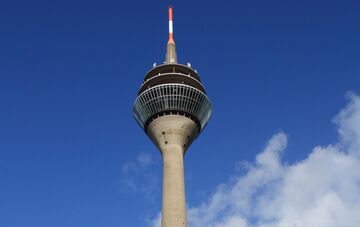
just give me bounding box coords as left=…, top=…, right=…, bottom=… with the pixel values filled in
left=1, top=0, right=360, bottom=226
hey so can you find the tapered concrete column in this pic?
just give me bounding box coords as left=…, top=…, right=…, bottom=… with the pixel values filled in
left=146, top=115, right=198, bottom=227
left=161, top=145, right=186, bottom=227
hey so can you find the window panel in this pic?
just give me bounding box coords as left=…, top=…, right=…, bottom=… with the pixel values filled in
left=133, top=84, right=211, bottom=130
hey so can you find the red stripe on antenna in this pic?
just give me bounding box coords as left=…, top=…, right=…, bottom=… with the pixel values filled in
left=168, top=6, right=173, bottom=21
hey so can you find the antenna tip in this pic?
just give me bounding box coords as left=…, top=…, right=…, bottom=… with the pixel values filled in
left=168, top=6, right=173, bottom=20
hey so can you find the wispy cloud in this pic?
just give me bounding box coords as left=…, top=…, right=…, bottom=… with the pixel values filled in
left=152, top=93, right=360, bottom=227
left=120, top=152, right=160, bottom=199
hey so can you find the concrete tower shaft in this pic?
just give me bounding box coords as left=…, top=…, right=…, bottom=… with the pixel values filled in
left=133, top=6, right=212, bottom=227
left=147, top=115, right=198, bottom=227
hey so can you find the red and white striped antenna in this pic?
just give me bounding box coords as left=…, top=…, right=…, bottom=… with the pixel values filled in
left=168, top=6, right=174, bottom=44
left=166, top=6, right=177, bottom=63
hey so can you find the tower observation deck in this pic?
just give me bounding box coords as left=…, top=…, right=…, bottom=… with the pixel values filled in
left=133, top=7, right=212, bottom=227
left=133, top=63, right=212, bottom=133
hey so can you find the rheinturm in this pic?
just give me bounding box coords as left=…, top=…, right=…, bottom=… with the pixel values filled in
left=133, top=7, right=212, bottom=227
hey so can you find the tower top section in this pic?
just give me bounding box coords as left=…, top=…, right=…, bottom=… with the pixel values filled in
left=166, top=6, right=177, bottom=63
left=133, top=6, right=212, bottom=134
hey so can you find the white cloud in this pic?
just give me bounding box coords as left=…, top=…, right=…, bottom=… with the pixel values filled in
left=151, top=93, right=360, bottom=227
left=334, top=92, right=360, bottom=156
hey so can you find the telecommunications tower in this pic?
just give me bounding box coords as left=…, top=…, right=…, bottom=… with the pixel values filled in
left=133, top=7, right=212, bottom=227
